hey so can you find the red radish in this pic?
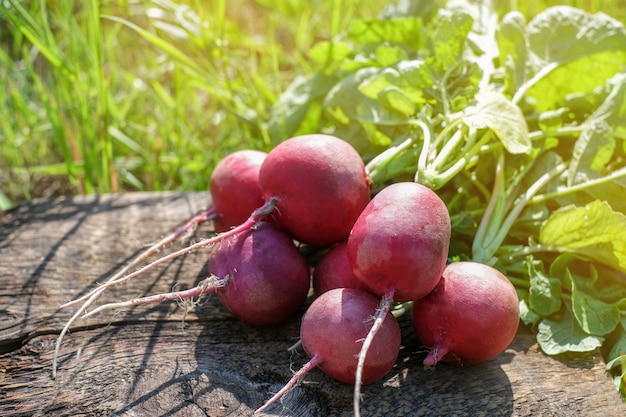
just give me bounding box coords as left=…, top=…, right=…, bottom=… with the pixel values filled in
left=208, top=222, right=311, bottom=326
left=312, top=241, right=371, bottom=297
left=255, top=288, right=401, bottom=414
left=346, top=181, right=451, bottom=416
left=210, top=149, right=267, bottom=232
left=82, top=222, right=311, bottom=327
left=348, top=182, right=451, bottom=302
left=412, top=261, right=520, bottom=366
left=259, top=134, right=371, bottom=247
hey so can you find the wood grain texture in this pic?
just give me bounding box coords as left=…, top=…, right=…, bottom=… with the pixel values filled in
left=0, top=192, right=624, bottom=417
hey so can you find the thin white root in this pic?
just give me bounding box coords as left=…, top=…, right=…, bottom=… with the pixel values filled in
left=82, top=275, right=227, bottom=319
left=287, top=339, right=302, bottom=352
left=353, top=289, right=394, bottom=417
left=61, top=208, right=217, bottom=309
left=254, top=353, right=323, bottom=415
left=52, top=209, right=215, bottom=379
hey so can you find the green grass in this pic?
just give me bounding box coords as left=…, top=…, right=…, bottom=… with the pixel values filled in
left=1, top=0, right=625, bottom=209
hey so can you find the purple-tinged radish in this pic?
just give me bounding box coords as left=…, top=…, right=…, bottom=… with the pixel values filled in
left=312, top=241, right=371, bottom=297
left=255, top=288, right=401, bottom=414
left=346, top=182, right=451, bottom=416
left=208, top=222, right=311, bottom=326
left=82, top=222, right=311, bottom=327
left=412, top=261, right=520, bottom=366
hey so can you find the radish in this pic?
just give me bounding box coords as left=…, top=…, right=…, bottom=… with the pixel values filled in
left=255, top=288, right=401, bottom=414
left=260, top=133, right=371, bottom=248
left=82, top=222, right=311, bottom=326
left=312, top=241, right=371, bottom=297
left=208, top=221, right=311, bottom=326
left=411, top=261, right=520, bottom=366
left=210, top=149, right=267, bottom=232
left=346, top=181, right=451, bottom=416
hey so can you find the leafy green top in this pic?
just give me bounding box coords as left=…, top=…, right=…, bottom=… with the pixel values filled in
left=266, top=0, right=626, bottom=397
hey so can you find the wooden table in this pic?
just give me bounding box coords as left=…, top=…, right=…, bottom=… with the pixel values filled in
left=1, top=192, right=624, bottom=416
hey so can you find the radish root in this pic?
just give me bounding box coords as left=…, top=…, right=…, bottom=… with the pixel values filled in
left=52, top=198, right=277, bottom=378
left=81, top=274, right=227, bottom=319
left=353, top=288, right=395, bottom=417
left=254, top=353, right=323, bottom=415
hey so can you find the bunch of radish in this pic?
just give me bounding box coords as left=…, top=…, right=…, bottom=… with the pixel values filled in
left=54, top=133, right=520, bottom=416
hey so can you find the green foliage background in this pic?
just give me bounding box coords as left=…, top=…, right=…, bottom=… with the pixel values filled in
left=0, top=0, right=624, bottom=209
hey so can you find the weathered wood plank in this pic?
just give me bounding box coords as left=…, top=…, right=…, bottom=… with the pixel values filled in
left=0, top=193, right=624, bottom=416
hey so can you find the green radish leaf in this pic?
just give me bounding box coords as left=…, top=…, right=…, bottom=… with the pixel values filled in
left=497, top=11, right=528, bottom=95
left=567, top=120, right=615, bottom=186
left=358, top=61, right=431, bottom=105
left=607, top=324, right=626, bottom=362
left=267, top=72, right=338, bottom=142
left=569, top=269, right=621, bottom=336
left=425, top=9, right=474, bottom=74
left=309, top=41, right=353, bottom=68
left=527, top=258, right=562, bottom=316
left=324, top=68, right=409, bottom=127
left=378, top=87, right=418, bottom=116
left=523, top=6, right=626, bottom=111
left=539, top=200, right=626, bottom=272
left=461, top=90, right=531, bottom=154
left=550, top=254, right=626, bottom=304
left=375, top=44, right=410, bottom=67
left=587, top=72, right=626, bottom=128
left=526, top=6, right=626, bottom=67
left=606, top=354, right=626, bottom=397
left=536, top=307, right=604, bottom=355
left=518, top=294, right=542, bottom=327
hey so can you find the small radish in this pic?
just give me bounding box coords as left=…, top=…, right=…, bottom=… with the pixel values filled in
left=210, top=149, right=267, bottom=232
left=255, top=288, right=401, bottom=414
left=260, top=134, right=371, bottom=247
left=208, top=221, right=311, bottom=326
left=348, top=182, right=451, bottom=303
left=346, top=182, right=451, bottom=416
left=312, top=241, right=371, bottom=297
left=82, top=222, right=311, bottom=327
left=411, top=261, right=520, bottom=366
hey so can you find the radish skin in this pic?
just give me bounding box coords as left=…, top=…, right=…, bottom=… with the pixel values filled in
left=260, top=134, right=371, bottom=247
left=255, top=288, right=401, bottom=414
left=210, top=150, right=267, bottom=232
left=312, top=241, right=371, bottom=296
left=209, top=222, right=311, bottom=326
left=412, top=261, right=520, bottom=366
